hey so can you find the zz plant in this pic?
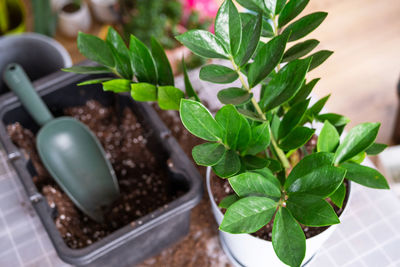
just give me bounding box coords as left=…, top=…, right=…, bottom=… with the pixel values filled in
left=65, top=0, right=389, bottom=266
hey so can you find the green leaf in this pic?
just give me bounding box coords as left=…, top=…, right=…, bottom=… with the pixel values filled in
left=289, top=78, right=319, bottom=105
left=62, top=66, right=111, bottom=74
left=236, top=13, right=262, bottom=66
left=192, top=142, right=227, bottom=166
left=248, top=33, right=289, bottom=87
left=334, top=122, right=380, bottom=164
left=182, top=58, right=200, bottom=101
left=271, top=114, right=281, bottom=139
left=129, top=35, right=158, bottom=84
left=158, top=86, right=184, bottom=110
left=220, top=196, right=277, bottom=233
left=365, top=143, right=387, bottom=155
left=278, top=99, right=310, bottom=139
left=102, top=79, right=131, bottom=93
left=261, top=18, right=275, bottom=38
left=260, top=58, right=311, bottom=111
left=287, top=193, right=340, bottom=226
left=306, top=50, right=333, bottom=71
left=246, top=123, right=271, bottom=155
left=329, top=182, right=346, bottom=208
left=275, top=0, right=286, bottom=15
left=219, top=194, right=240, bottom=209
left=278, top=0, right=310, bottom=28
left=283, top=12, right=328, bottom=42
left=229, top=171, right=281, bottom=198
left=272, top=207, right=306, bottom=267
left=243, top=155, right=269, bottom=170
left=131, top=83, right=157, bottom=101
left=279, top=126, right=315, bottom=151
left=151, top=37, right=174, bottom=86
left=212, top=149, right=241, bottom=178
left=282, top=39, right=319, bottom=63
left=237, top=108, right=266, bottom=122
left=235, top=0, right=269, bottom=15
left=318, top=120, right=340, bottom=153
left=216, top=105, right=251, bottom=150
left=176, top=30, right=229, bottom=59
left=309, top=94, right=330, bottom=117
left=316, top=113, right=350, bottom=128
left=341, top=163, right=389, bottom=189
left=349, top=151, right=366, bottom=164
left=217, top=88, right=252, bottom=105
left=77, top=78, right=112, bottom=86
left=180, top=99, right=224, bottom=141
left=200, top=65, right=238, bottom=84
left=77, top=32, right=115, bottom=67
left=106, top=27, right=133, bottom=79
left=215, top=0, right=242, bottom=55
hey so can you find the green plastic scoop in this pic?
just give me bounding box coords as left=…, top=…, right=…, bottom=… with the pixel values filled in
left=3, top=63, right=119, bottom=222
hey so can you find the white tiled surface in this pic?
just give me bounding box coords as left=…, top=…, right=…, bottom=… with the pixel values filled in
left=1, top=71, right=400, bottom=266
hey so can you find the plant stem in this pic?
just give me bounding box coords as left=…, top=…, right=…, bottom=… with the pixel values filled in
left=230, top=58, right=290, bottom=169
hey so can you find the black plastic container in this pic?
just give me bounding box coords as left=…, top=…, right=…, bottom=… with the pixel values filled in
left=0, top=71, right=203, bottom=266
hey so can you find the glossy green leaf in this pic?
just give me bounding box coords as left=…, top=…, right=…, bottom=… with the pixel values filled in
left=307, top=50, right=333, bottom=71
left=272, top=207, right=306, bottom=267
left=129, top=35, right=157, bottom=84
left=131, top=83, right=157, bottom=101
left=282, top=39, right=319, bottom=63
left=278, top=0, right=309, bottom=27
left=200, top=64, right=238, bottom=84
left=151, top=37, right=174, bottom=86
left=260, top=58, right=311, bottom=111
left=235, top=0, right=269, bottom=15
left=246, top=123, right=271, bottom=155
left=287, top=193, right=340, bottom=226
left=158, top=86, right=184, bottom=110
left=237, top=108, right=266, bottom=122
left=266, top=158, right=283, bottom=172
left=192, top=142, right=226, bottom=166
left=215, top=0, right=242, bottom=55
left=216, top=105, right=251, bottom=150
left=334, top=123, right=380, bottom=164
left=309, top=94, right=330, bottom=117
left=212, top=149, right=241, bottom=178
left=279, top=126, right=315, bottom=151
left=341, top=163, right=389, bottom=189
left=77, top=78, right=112, bottom=86
left=278, top=99, right=310, bottom=139
left=283, top=12, right=328, bottom=42
left=106, top=27, right=132, bottom=79
left=248, top=33, right=289, bottom=87
left=318, top=120, right=340, bottom=153
left=236, top=13, right=262, bottom=66
left=102, top=79, right=131, bottom=93
left=176, top=30, right=229, bottom=59
left=229, top=171, right=281, bottom=198
left=261, top=18, right=275, bottom=38
left=219, top=194, right=240, bottom=209
left=365, top=143, right=387, bottom=155
left=270, top=114, right=281, bottom=139
left=316, top=113, right=350, bottom=128
left=182, top=58, right=200, bottom=101
left=180, top=99, right=224, bottom=141
left=275, top=0, right=286, bottom=15
left=243, top=155, right=269, bottom=170
left=349, top=151, right=366, bottom=164
left=77, top=32, right=115, bottom=67
left=220, top=196, right=277, bottom=233
left=289, top=78, right=319, bottom=105
left=62, top=66, right=111, bottom=74
left=329, top=182, right=346, bottom=208
left=217, top=88, right=252, bottom=105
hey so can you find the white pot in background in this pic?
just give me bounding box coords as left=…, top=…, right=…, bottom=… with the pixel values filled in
left=206, top=167, right=351, bottom=267
left=58, top=1, right=92, bottom=37
left=89, top=0, right=119, bottom=24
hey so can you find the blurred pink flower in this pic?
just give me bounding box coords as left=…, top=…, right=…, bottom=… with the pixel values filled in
left=183, top=0, right=219, bottom=19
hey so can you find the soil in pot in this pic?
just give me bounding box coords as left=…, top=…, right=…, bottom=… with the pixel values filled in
left=8, top=100, right=184, bottom=249
left=62, top=3, right=80, bottom=13
left=210, top=136, right=350, bottom=241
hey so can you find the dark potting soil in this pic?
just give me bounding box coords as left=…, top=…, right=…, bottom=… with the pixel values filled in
left=62, top=3, right=80, bottom=13
left=7, top=100, right=181, bottom=249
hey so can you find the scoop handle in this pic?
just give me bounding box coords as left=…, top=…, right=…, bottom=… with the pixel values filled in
left=3, top=63, right=54, bottom=126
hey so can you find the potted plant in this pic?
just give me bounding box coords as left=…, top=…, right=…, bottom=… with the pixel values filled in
left=65, top=0, right=390, bottom=266
left=57, top=0, right=92, bottom=37
left=0, top=0, right=25, bottom=36
left=89, top=0, right=119, bottom=24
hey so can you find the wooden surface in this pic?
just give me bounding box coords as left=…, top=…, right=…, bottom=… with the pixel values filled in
left=22, top=0, right=400, bottom=144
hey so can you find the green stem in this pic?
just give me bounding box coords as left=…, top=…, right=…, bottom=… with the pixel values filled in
left=229, top=58, right=290, bottom=169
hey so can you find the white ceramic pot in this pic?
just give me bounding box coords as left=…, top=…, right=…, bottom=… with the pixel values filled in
left=206, top=167, right=351, bottom=267
left=58, top=1, right=92, bottom=37
left=89, top=0, right=119, bottom=23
